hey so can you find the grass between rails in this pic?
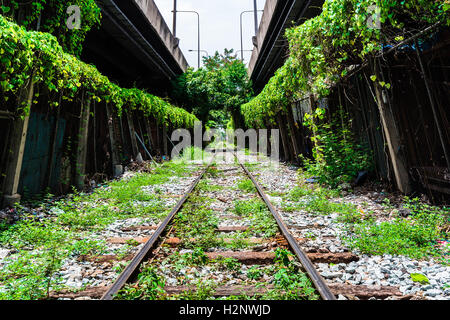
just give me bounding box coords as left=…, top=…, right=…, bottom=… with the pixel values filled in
left=117, top=161, right=319, bottom=300
left=116, top=247, right=318, bottom=300
left=233, top=199, right=278, bottom=238
left=237, top=178, right=256, bottom=194
left=0, top=161, right=192, bottom=300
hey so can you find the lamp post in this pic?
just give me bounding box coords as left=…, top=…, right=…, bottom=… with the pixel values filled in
left=189, top=49, right=209, bottom=66
left=240, top=10, right=263, bottom=61
left=253, top=0, right=259, bottom=35
left=173, top=0, right=177, bottom=37
left=173, top=10, right=200, bottom=69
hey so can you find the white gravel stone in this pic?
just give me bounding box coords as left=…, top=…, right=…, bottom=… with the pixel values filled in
left=0, top=248, right=10, bottom=261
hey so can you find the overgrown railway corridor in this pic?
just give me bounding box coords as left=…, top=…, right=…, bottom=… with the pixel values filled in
left=0, top=0, right=449, bottom=307
left=0, top=148, right=448, bottom=301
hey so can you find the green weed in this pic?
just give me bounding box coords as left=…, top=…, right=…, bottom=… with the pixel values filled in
left=343, top=198, right=449, bottom=259
left=237, top=179, right=256, bottom=193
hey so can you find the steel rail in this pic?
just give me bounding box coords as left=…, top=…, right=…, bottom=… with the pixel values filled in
left=236, top=154, right=336, bottom=300
left=101, top=158, right=215, bottom=300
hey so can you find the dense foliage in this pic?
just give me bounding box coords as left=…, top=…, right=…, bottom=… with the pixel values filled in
left=1, top=0, right=101, bottom=57
left=301, top=108, right=372, bottom=187
left=172, top=49, right=253, bottom=128
left=0, top=162, right=191, bottom=300
left=0, top=15, right=198, bottom=128
left=241, top=0, right=450, bottom=127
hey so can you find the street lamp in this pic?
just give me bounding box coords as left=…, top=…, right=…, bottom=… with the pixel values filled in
left=173, top=0, right=177, bottom=37
left=189, top=49, right=209, bottom=66
left=189, top=49, right=209, bottom=56
left=173, top=9, right=200, bottom=69
left=253, top=0, right=259, bottom=35
left=240, top=10, right=263, bottom=61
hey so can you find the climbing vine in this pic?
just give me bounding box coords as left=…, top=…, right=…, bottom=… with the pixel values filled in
left=1, top=0, right=101, bottom=57
left=241, top=0, right=450, bottom=127
left=301, top=107, right=373, bottom=187
left=0, top=15, right=198, bottom=128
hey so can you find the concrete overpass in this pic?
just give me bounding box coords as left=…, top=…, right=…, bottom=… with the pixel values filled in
left=82, top=0, right=188, bottom=94
left=248, top=0, right=324, bottom=92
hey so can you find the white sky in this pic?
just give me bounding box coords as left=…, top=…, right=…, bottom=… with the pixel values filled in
left=153, top=0, right=266, bottom=68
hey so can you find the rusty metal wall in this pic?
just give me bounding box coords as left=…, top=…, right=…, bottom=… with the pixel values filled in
left=323, top=28, right=449, bottom=200
left=18, top=111, right=66, bottom=196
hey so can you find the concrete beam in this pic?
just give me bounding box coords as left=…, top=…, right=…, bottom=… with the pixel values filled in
left=133, top=0, right=188, bottom=72
left=89, top=0, right=188, bottom=91
left=248, top=0, right=278, bottom=76
left=248, top=0, right=324, bottom=91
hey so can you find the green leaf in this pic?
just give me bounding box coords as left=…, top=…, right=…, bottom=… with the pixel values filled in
left=410, top=273, right=429, bottom=284
left=1, top=6, right=11, bottom=14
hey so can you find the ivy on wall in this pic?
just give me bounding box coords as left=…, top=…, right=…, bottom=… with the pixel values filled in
left=0, top=15, right=198, bottom=128
left=1, top=0, right=101, bottom=57
left=241, top=0, right=450, bottom=127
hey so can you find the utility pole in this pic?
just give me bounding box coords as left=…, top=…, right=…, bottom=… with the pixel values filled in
left=175, top=10, right=200, bottom=68
left=240, top=10, right=263, bottom=61
left=173, top=0, right=177, bottom=37
left=253, top=0, right=259, bottom=35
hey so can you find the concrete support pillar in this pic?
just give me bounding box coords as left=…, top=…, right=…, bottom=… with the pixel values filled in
left=75, top=97, right=91, bottom=190
left=2, top=79, right=35, bottom=207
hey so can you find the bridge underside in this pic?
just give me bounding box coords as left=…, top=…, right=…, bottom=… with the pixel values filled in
left=249, top=0, right=324, bottom=93
left=82, top=0, right=187, bottom=95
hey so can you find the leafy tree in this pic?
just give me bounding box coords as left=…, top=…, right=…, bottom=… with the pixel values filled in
left=172, top=49, right=253, bottom=128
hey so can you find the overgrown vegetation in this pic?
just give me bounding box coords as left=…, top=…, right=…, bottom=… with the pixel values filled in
left=172, top=49, right=253, bottom=128
left=173, top=194, right=221, bottom=250
left=240, top=0, right=449, bottom=188
left=233, top=199, right=278, bottom=238
left=301, top=107, right=372, bottom=188
left=0, top=15, right=198, bottom=127
left=115, top=264, right=166, bottom=300
left=0, top=161, right=190, bottom=300
left=241, top=0, right=449, bottom=127
left=237, top=178, right=256, bottom=193
left=1, top=0, right=101, bottom=57
left=283, top=179, right=449, bottom=261
left=262, top=248, right=318, bottom=300
left=343, top=198, right=449, bottom=260
left=117, top=247, right=319, bottom=300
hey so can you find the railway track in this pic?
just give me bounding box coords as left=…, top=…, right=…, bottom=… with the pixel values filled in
left=101, top=150, right=335, bottom=300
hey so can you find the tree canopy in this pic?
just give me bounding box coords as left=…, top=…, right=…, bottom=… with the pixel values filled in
left=172, top=49, right=253, bottom=128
